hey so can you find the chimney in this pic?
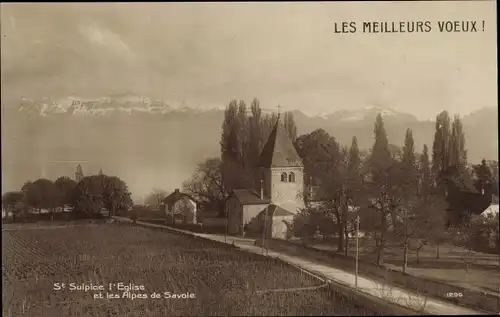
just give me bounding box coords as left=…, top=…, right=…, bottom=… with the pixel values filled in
left=260, top=180, right=264, bottom=200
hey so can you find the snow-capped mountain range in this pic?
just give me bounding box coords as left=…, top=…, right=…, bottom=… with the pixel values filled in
left=16, top=94, right=228, bottom=117
left=15, top=94, right=419, bottom=123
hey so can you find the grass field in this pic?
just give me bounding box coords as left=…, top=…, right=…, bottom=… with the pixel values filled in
left=2, top=222, right=380, bottom=316
left=309, top=238, right=500, bottom=296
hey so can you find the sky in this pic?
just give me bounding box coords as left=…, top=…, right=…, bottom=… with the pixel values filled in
left=1, top=2, right=497, bottom=119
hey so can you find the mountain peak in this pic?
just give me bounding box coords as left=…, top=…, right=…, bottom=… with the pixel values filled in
left=327, top=105, right=416, bottom=123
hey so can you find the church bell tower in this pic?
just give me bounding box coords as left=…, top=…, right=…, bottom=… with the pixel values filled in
left=256, top=113, right=304, bottom=213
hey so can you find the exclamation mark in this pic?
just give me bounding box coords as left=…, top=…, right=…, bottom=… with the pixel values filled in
left=482, top=20, right=485, bottom=31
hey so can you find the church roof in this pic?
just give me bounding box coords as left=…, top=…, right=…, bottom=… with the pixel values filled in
left=255, top=204, right=294, bottom=220
left=258, top=115, right=303, bottom=168
left=231, top=189, right=271, bottom=205
left=268, top=204, right=295, bottom=217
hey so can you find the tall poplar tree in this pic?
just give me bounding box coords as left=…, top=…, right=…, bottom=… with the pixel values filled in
left=431, top=111, right=451, bottom=189
left=398, top=128, right=419, bottom=273
left=449, top=115, right=467, bottom=171
left=284, top=111, right=298, bottom=143
left=419, top=144, right=431, bottom=197
left=368, top=114, right=395, bottom=265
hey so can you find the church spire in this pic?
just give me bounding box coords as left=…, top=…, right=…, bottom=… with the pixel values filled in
left=75, top=164, right=84, bottom=182
left=258, top=110, right=302, bottom=168
left=98, top=169, right=103, bottom=176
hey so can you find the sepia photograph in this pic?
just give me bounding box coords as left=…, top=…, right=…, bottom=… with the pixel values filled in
left=1, top=1, right=498, bottom=316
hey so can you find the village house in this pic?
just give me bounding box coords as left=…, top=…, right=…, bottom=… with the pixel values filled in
left=162, top=189, right=198, bottom=225
left=479, top=194, right=499, bottom=219
left=226, top=115, right=305, bottom=239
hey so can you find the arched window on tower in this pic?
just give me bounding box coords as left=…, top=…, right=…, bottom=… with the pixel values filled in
left=281, top=172, right=287, bottom=182
left=288, top=172, right=295, bottom=183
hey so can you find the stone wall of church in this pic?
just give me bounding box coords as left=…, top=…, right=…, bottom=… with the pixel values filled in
left=243, top=204, right=268, bottom=232
left=270, top=214, right=294, bottom=239
left=263, top=167, right=305, bottom=213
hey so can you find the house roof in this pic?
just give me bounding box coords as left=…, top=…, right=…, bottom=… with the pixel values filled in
left=163, top=189, right=197, bottom=206
left=481, top=203, right=499, bottom=218
left=231, top=189, right=271, bottom=205
left=258, top=115, right=303, bottom=168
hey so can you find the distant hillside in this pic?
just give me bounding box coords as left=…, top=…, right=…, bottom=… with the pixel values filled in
left=2, top=96, right=497, bottom=200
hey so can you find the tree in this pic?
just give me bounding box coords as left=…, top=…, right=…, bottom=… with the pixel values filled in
left=72, top=175, right=132, bottom=218
left=432, top=111, right=451, bottom=189
left=183, top=157, right=230, bottom=217
left=472, top=159, right=493, bottom=194
left=72, top=176, right=107, bottom=217
left=21, top=181, right=32, bottom=194
left=419, top=144, right=448, bottom=259
left=449, top=115, right=467, bottom=171
left=103, top=176, right=133, bottom=217
left=420, top=196, right=448, bottom=260
left=348, top=136, right=361, bottom=175
left=237, top=100, right=250, bottom=167
left=294, top=129, right=342, bottom=186
left=394, top=129, right=419, bottom=272
left=431, top=111, right=482, bottom=227
left=486, top=160, right=499, bottom=196
left=220, top=99, right=254, bottom=190
left=2, top=191, right=24, bottom=210
left=332, top=145, right=350, bottom=252
left=283, top=111, right=298, bottom=143
left=294, top=129, right=346, bottom=249
left=293, top=206, right=336, bottom=240
left=20, top=181, right=33, bottom=217
left=2, top=191, right=25, bottom=220
left=419, top=145, right=432, bottom=197
left=393, top=130, right=447, bottom=271
left=343, top=136, right=365, bottom=255
left=144, top=188, right=169, bottom=209
left=248, top=98, right=265, bottom=169
left=54, top=176, right=77, bottom=209
left=220, top=100, right=239, bottom=160
left=296, top=132, right=365, bottom=253
left=366, top=114, right=400, bottom=265
left=370, top=114, right=393, bottom=174
left=24, top=179, right=59, bottom=218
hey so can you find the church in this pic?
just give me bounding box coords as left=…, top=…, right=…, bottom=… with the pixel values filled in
left=226, top=114, right=305, bottom=239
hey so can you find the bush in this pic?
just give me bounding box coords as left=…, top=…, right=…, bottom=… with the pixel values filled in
left=130, top=211, right=138, bottom=224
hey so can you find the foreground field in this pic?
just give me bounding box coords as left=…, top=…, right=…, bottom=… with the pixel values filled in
left=3, top=223, right=378, bottom=316
left=310, top=238, right=500, bottom=296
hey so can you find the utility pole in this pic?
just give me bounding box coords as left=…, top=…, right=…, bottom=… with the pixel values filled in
left=355, top=215, right=360, bottom=290
left=262, top=205, right=268, bottom=255
left=224, top=206, right=228, bottom=244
